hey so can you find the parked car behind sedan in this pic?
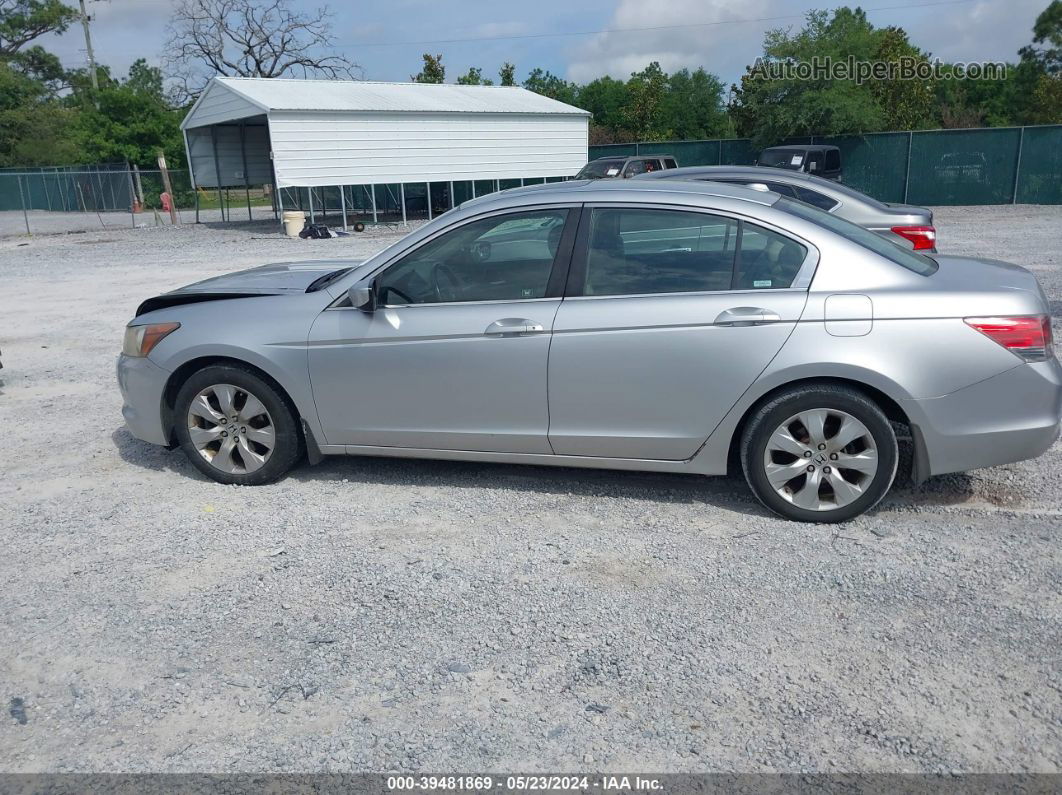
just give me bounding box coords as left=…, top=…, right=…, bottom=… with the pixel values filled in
left=575, top=154, right=678, bottom=180
left=637, top=165, right=937, bottom=251
left=118, top=180, right=1059, bottom=523
left=758, top=144, right=843, bottom=180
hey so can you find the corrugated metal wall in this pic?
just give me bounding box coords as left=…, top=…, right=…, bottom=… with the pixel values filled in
left=185, top=122, right=272, bottom=188
left=186, top=81, right=264, bottom=128
left=267, top=111, right=588, bottom=188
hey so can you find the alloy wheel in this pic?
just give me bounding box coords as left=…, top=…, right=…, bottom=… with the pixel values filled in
left=762, top=408, right=879, bottom=512
left=186, top=383, right=276, bottom=475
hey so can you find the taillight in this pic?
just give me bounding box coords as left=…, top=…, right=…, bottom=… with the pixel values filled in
left=964, top=315, right=1053, bottom=362
left=891, top=225, right=936, bottom=250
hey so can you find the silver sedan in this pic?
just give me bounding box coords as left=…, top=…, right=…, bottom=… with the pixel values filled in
left=637, top=165, right=937, bottom=251
left=117, top=180, right=1060, bottom=522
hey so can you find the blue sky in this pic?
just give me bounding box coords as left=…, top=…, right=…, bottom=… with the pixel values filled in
left=45, top=0, right=1048, bottom=88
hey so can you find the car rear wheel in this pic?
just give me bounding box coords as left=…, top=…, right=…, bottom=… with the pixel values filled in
left=174, top=365, right=303, bottom=485
left=741, top=385, right=898, bottom=522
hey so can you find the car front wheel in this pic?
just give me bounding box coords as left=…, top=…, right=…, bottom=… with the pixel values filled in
left=174, top=364, right=303, bottom=485
left=740, top=385, right=898, bottom=522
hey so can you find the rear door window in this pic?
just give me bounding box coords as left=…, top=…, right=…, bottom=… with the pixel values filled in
left=825, top=149, right=841, bottom=171
left=733, top=223, right=809, bottom=290
left=581, top=208, right=738, bottom=295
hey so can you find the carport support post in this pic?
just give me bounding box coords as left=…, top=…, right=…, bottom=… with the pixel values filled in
left=17, top=175, right=30, bottom=234
left=399, top=183, right=407, bottom=226
left=426, top=182, right=432, bottom=221
left=239, top=121, right=252, bottom=222
left=275, top=184, right=284, bottom=230
left=449, top=181, right=455, bottom=210
left=340, top=185, right=348, bottom=231
left=209, top=126, right=224, bottom=221
left=308, top=187, right=315, bottom=223
left=370, top=184, right=378, bottom=224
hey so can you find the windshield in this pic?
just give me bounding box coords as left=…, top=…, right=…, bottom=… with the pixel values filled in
left=757, top=149, right=807, bottom=170
left=776, top=197, right=938, bottom=276
left=576, top=159, right=626, bottom=179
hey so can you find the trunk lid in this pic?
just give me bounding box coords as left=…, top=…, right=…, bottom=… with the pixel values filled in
left=927, top=255, right=1048, bottom=312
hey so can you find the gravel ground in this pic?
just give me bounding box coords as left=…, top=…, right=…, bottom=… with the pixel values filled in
left=0, top=206, right=1059, bottom=774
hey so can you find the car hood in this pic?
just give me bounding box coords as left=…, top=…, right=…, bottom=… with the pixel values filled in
left=135, top=259, right=363, bottom=316
left=171, top=260, right=362, bottom=294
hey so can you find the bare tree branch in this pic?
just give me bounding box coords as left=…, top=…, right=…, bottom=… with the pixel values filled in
left=163, top=0, right=360, bottom=103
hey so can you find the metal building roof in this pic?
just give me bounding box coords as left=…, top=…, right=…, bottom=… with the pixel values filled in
left=202, top=76, right=591, bottom=116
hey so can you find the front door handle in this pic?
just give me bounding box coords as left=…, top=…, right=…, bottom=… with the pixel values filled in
left=484, top=318, right=546, bottom=336
left=714, top=307, right=782, bottom=326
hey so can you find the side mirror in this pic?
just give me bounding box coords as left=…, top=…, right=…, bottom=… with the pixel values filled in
left=348, top=280, right=377, bottom=313
left=808, top=161, right=820, bottom=172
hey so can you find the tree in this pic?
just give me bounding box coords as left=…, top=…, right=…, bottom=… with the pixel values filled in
left=729, top=8, right=939, bottom=145
left=411, top=52, right=444, bottom=83
left=578, top=75, right=629, bottom=137
left=456, top=65, right=492, bottom=85
left=0, top=0, right=77, bottom=56
left=164, top=0, right=358, bottom=101
left=1020, top=0, right=1062, bottom=73
left=0, top=59, right=76, bottom=165
left=663, top=67, right=727, bottom=139
left=498, top=62, right=515, bottom=86
left=867, top=26, right=934, bottom=130
left=625, top=61, right=669, bottom=140
left=67, top=59, right=186, bottom=166
left=522, top=67, right=577, bottom=105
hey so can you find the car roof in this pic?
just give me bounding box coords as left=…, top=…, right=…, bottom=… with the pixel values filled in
left=637, top=166, right=885, bottom=207
left=587, top=154, right=675, bottom=162
left=643, top=165, right=833, bottom=187
left=761, top=144, right=840, bottom=152
left=459, top=178, right=779, bottom=211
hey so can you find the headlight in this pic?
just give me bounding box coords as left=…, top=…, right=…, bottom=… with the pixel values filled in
left=122, top=322, right=180, bottom=357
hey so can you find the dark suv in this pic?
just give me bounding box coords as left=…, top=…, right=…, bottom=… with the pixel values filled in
left=576, top=155, right=679, bottom=180
left=757, top=145, right=842, bottom=181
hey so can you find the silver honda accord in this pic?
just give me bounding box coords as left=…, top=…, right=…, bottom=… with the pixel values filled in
left=117, top=180, right=1060, bottom=522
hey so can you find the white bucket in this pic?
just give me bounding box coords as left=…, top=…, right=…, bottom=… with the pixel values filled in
left=282, top=210, right=306, bottom=238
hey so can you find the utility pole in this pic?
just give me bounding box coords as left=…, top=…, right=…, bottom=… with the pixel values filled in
left=78, top=0, right=99, bottom=102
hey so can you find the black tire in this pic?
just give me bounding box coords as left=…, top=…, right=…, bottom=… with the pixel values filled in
left=173, top=364, right=303, bottom=485
left=740, top=384, right=898, bottom=523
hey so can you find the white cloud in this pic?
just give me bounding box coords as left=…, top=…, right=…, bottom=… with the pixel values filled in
left=565, top=0, right=783, bottom=84
left=910, top=0, right=1042, bottom=64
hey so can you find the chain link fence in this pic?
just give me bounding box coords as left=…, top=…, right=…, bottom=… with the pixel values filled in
left=590, top=125, right=1062, bottom=205
left=0, top=164, right=574, bottom=236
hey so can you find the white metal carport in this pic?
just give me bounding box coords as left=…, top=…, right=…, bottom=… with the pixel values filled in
left=180, top=77, right=590, bottom=227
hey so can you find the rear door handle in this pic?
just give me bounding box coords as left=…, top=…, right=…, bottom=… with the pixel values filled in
left=714, top=307, right=782, bottom=326
left=484, top=318, right=546, bottom=336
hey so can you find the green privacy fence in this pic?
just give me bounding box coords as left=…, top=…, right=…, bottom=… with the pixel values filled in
left=589, top=125, right=1062, bottom=205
